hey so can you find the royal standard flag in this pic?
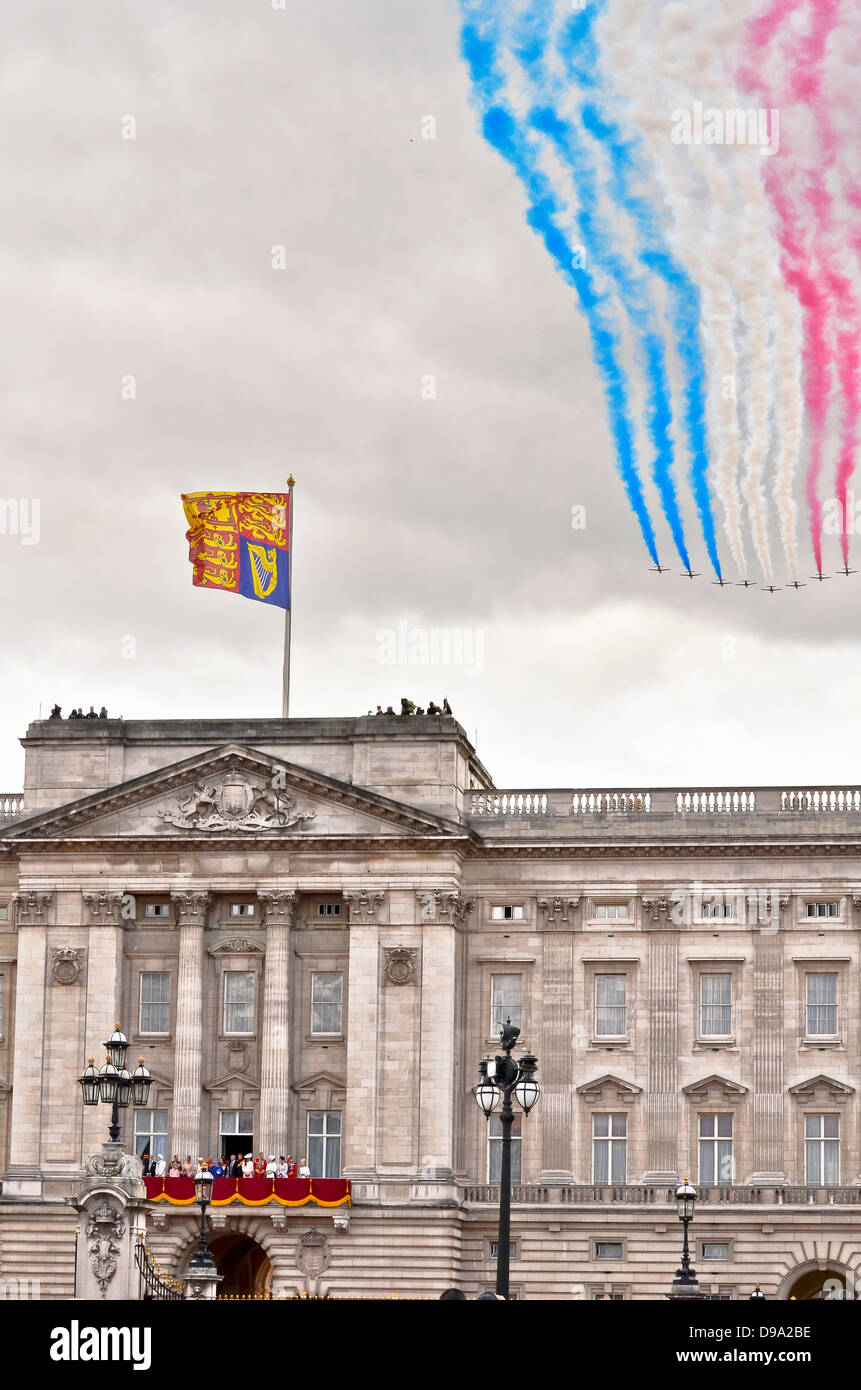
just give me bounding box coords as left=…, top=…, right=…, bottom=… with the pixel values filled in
left=181, top=491, right=290, bottom=610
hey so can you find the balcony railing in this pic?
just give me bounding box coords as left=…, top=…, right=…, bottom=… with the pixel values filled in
left=463, top=1184, right=861, bottom=1205
left=467, top=786, right=861, bottom=819
left=0, top=793, right=24, bottom=824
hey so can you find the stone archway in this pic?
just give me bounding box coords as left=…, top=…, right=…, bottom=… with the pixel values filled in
left=206, top=1232, right=272, bottom=1298
left=781, top=1262, right=851, bottom=1301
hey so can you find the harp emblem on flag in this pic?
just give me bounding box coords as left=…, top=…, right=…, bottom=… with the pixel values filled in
left=247, top=543, right=279, bottom=599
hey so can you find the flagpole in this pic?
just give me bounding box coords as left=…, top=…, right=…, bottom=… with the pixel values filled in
left=282, top=475, right=295, bottom=718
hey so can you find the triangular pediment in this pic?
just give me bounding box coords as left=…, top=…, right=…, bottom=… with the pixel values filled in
left=788, top=1073, right=854, bottom=1102
left=292, top=1070, right=346, bottom=1105
left=576, top=1073, right=642, bottom=1101
left=682, top=1074, right=748, bottom=1102
left=3, top=744, right=465, bottom=842
left=203, top=1069, right=261, bottom=1094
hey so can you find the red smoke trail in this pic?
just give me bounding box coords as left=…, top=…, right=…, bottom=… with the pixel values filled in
left=741, top=0, right=842, bottom=574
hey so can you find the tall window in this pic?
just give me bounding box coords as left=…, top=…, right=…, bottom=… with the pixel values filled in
left=595, top=976, right=626, bottom=1036
left=806, top=974, right=837, bottom=1036
left=307, top=1111, right=341, bottom=1177
left=311, top=973, right=343, bottom=1035
left=593, top=1114, right=626, bottom=1183
left=700, top=975, right=732, bottom=1037
left=220, top=1109, right=254, bottom=1157
left=491, top=974, right=523, bottom=1032
left=698, top=1114, right=733, bottom=1185
left=223, top=972, right=255, bottom=1034
left=139, top=972, right=170, bottom=1034
left=134, top=1109, right=168, bottom=1160
left=488, top=1113, right=522, bottom=1183
left=805, top=1114, right=839, bottom=1185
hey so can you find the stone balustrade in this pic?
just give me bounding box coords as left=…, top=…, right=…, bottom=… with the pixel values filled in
left=0, top=793, right=24, bottom=823
left=463, top=1184, right=861, bottom=1206
left=467, top=785, right=861, bottom=822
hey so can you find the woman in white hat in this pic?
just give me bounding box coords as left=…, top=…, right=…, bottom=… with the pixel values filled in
left=241, top=1153, right=254, bottom=1178
left=265, top=1155, right=277, bottom=1178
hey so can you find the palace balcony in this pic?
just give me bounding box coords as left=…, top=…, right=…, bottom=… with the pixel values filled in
left=462, top=1184, right=861, bottom=1207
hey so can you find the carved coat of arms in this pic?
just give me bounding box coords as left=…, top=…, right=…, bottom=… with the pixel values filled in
left=158, top=774, right=316, bottom=833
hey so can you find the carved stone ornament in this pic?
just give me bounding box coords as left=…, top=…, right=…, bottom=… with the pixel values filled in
left=209, top=937, right=264, bottom=956
left=227, top=1041, right=248, bottom=1073
left=416, top=890, right=474, bottom=925
left=344, top=890, right=384, bottom=925
left=538, top=896, right=580, bottom=927
left=258, top=889, right=296, bottom=926
left=82, top=891, right=123, bottom=925
left=86, top=1202, right=125, bottom=1297
left=642, top=895, right=680, bottom=924
left=296, top=1228, right=330, bottom=1277
left=51, top=947, right=85, bottom=985
left=384, top=946, right=417, bottom=986
left=13, top=891, right=52, bottom=926
left=84, top=1149, right=142, bottom=1182
left=170, top=891, right=211, bottom=927
left=157, top=773, right=316, bottom=833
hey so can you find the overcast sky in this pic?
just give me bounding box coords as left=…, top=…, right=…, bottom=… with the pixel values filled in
left=1, top=0, right=859, bottom=795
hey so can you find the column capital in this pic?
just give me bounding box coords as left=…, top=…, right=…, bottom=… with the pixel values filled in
left=344, top=890, right=384, bottom=925
left=416, top=889, right=474, bottom=926
left=13, top=891, right=52, bottom=926
left=82, top=890, right=124, bottom=926
left=170, top=891, right=211, bottom=927
left=257, top=889, right=296, bottom=926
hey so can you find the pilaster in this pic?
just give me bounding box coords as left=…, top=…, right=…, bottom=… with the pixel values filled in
left=170, top=892, right=211, bottom=1162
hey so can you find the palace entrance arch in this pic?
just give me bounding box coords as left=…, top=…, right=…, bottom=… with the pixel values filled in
left=782, top=1263, right=852, bottom=1300
left=207, top=1232, right=272, bottom=1298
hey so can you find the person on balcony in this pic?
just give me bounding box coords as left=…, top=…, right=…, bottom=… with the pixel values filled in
left=182, top=1155, right=195, bottom=1177
left=276, top=1155, right=289, bottom=1178
left=254, top=1152, right=266, bottom=1176
left=153, top=1154, right=166, bottom=1177
left=167, top=1159, right=181, bottom=1179
left=298, top=1157, right=311, bottom=1180
left=242, top=1153, right=254, bottom=1178
left=265, top=1155, right=277, bottom=1178
left=210, top=1157, right=225, bottom=1178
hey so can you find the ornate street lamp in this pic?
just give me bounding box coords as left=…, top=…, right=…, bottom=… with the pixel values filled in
left=673, top=1179, right=698, bottom=1287
left=78, top=1023, right=152, bottom=1144
left=749, top=1283, right=766, bottom=1301
left=473, top=1020, right=541, bottom=1299
left=189, top=1168, right=217, bottom=1277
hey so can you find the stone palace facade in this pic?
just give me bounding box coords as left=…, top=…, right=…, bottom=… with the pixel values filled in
left=2, top=713, right=861, bottom=1299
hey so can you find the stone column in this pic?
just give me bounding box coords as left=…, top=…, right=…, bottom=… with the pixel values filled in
left=342, top=892, right=385, bottom=1183
left=417, top=890, right=472, bottom=1182
left=170, top=892, right=210, bottom=1162
left=750, top=921, right=785, bottom=1184
left=257, top=890, right=296, bottom=1158
left=538, top=897, right=579, bottom=1181
left=4, top=892, right=52, bottom=1193
left=80, top=891, right=125, bottom=1163
left=642, top=897, right=679, bottom=1181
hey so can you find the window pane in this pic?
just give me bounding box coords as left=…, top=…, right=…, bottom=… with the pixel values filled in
left=717, top=1140, right=733, bottom=1183
left=805, top=1114, right=820, bottom=1139
left=806, top=1140, right=821, bottom=1184
left=326, top=1113, right=342, bottom=1136
left=224, top=972, right=254, bottom=1032
left=699, top=1115, right=716, bottom=1138
left=324, top=1134, right=341, bottom=1178
left=595, top=976, right=626, bottom=1035
left=823, top=1115, right=839, bottom=1139
left=823, top=1140, right=839, bottom=1185
left=491, top=975, right=523, bottom=1031
left=703, top=1244, right=729, bottom=1260
left=593, top=1141, right=608, bottom=1184
left=699, top=1141, right=715, bottom=1185
left=610, top=1114, right=626, bottom=1138
left=716, top=1114, right=733, bottom=1138
left=593, top=1114, right=609, bottom=1138
left=308, top=1111, right=324, bottom=1135
left=596, top=1242, right=623, bottom=1258
left=140, top=972, right=170, bottom=1033
left=700, top=974, right=732, bottom=1035
left=311, top=972, right=343, bottom=1034
left=610, top=1139, right=626, bottom=1183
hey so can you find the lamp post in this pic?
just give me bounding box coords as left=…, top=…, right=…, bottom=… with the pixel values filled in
left=672, top=1178, right=699, bottom=1293
left=77, top=1023, right=152, bottom=1145
left=749, top=1283, right=766, bottom=1301
left=474, top=1019, right=540, bottom=1299
left=190, top=1169, right=216, bottom=1274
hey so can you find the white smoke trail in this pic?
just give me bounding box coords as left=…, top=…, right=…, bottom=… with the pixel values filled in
left=602, top=0, right=756, bottom=579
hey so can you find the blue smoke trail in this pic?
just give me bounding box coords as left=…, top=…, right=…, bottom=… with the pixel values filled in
left=510, top=5, right=691, bottom=572
left=459, top=2, right=659, bottom=566
left=553, top=1, right=723, bottom=579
